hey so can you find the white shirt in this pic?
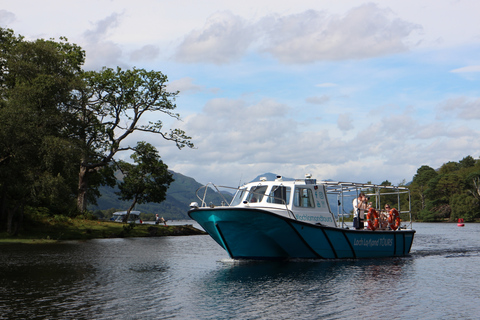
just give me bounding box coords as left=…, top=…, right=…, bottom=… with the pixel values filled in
left=352, top=198, right=365, bottom=219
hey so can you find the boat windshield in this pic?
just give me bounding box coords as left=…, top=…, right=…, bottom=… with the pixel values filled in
left=246, top=185, right=268, bottom=203
left=231, top=188, right=246, bottom=206
left=294, top=187, right=315, bottom=207
left=267, top=186, right=291, bottom=204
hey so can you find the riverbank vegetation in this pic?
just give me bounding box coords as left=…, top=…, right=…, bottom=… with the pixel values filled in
left=0, top=210, right=205, bottom=244
left=408, top=155, right=480, bottom=222
left=0, top=27, right=193, bottom=237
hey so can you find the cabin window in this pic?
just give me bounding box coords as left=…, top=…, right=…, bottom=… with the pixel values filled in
left=267, top=186, right=291, bottom=204
left=294, top=188, right=315, bottom=208
left=246, top=185, right=268, bottom=203
left=231, top=188, right=246, bottom=206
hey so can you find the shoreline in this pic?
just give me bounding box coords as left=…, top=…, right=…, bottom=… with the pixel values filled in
left=0, top=220, right=206, bottom=245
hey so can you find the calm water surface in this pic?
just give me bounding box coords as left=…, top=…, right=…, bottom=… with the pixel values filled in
left=1, top=222, right=480, bottom=319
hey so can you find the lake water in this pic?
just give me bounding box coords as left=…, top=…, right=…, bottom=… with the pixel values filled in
left=1, top=222, right=479, bottom=320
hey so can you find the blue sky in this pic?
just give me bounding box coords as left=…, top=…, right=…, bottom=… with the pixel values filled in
left=2, top=0, right=480, bottom=186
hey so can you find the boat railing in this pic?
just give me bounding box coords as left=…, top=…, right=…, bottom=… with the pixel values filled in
left=321, top=180, right=413, bottom=230
left=194, top=183, right=296, bottom=219
left=195, top=183, right=234, bottom=207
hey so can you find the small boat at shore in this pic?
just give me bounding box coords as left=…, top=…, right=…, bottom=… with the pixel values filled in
left=457, top=218, right=465, bottom=227
left=111, top=211, right=143, bottom=224
left=188, top=175, right=415, bottom=260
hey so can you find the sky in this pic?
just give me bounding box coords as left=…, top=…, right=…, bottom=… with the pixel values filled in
left=2, top=0, right=480, bottom=187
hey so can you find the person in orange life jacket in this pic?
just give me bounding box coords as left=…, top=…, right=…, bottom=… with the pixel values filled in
left=379, top=204, right=391, bottom=230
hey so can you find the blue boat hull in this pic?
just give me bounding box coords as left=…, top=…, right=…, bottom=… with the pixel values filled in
left=189, top=207, right=415, bottom=260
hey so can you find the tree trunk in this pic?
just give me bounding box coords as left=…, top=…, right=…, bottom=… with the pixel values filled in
left=77, top=164, right=89, bottom=213
left=7, top=203, right=21, bottom=235
left=123, top=197, right=138, bottom=223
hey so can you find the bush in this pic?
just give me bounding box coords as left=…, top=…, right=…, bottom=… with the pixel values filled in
left=52, top=214, right=73, bottom=224
left=76, top=212, right=98, bottom=220
left=450, top=193, right=480, bottom=222
left=24, top=206, right=51, bottom=225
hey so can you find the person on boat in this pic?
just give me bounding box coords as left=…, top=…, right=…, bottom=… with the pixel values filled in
left=366, top=203, right=379, bottom=231
left=379, top=204, right=390, bottom=230
left=352, top=192, right=368, bottom=229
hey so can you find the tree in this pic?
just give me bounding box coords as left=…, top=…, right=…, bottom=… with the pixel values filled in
left=450, top=193, right=478, bottom=222
left=411, top=165, right=437, bottom=212
left=75, top=67, right=194, bottom=213
left=0, top=28, right=85, bottom=233
left=438, top=161, right=459, bottom=175
left=459, top=155, right=476, bottom=169
left=116, top=142, right=174, bottom=222
left=466, top=172, right=480, bottom=202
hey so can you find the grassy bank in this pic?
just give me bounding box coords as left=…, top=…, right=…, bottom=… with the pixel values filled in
left=0, top=218, right=206, bottom=244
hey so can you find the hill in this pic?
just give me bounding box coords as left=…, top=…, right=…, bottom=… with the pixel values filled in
left=89, top=171, right=232, bottom=220
left=89, top=171, right=354, bottom=220
left=250, top=172, right=295, bottom=182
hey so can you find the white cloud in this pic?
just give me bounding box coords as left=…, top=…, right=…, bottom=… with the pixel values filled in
left=162, top=93, right=480, bottom=186
left=81, top=13, right=125, bottom=70
left=450, top=65, right=480, bottom=73
left=167, top=77, right=205, bottom=94
left=0, top=10, right=15, bottom=25
left=173, top=3, right=420, bottom=65
left=438, top=97, right=480, bottom=120
left=174, top=11, right=256, bottom=64
left=337, top=113, right=352, bottom=132
left=259, top=4, right=421, bottom=63
left=130, top=44, right=160, bottom=62
left=306, top=95, right=330, bottom=105
left=161, top=99, right=412, bottom=185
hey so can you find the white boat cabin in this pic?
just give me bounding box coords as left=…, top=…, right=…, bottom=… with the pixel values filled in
left=228, top=176, right=337, bottom=227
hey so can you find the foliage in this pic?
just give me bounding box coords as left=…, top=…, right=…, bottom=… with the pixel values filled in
left=0, top=28, right=193, bottom=235
left=409, top=165, right=438, bottom=216
left=0, top=28, right=84, bottom=234
left=115, top=141, right=174, bottom=222
left=121, top=222, right=136, bottom=237
left=413, top=156, right=480, bottom=221
left=75, top=66, right=194, bottom=213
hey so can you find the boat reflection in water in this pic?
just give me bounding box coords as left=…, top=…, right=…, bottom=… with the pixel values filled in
left=188, top=175, right=415, bottom=260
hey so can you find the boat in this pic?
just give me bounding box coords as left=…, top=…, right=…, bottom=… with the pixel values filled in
left=188, top=175, right=415, bottom=260
left=111, top=211, right=143, bottom=224
left=457, top=218, right=465, bottom=227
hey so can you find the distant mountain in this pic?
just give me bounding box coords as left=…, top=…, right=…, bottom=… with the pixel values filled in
left=250, top=172, right=295, bottom=182
left=90, top=171, right=357, bottom=220
left=89, top=171, right=232, bottom=220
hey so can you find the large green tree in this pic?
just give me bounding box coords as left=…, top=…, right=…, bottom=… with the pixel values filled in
left=0, top=28, right=85, bottom=233
left=116, top=141, right=174, bottom=222
left=75, top=67, right=193, bottom=213
left=409, top=165, right=438, bottom=218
